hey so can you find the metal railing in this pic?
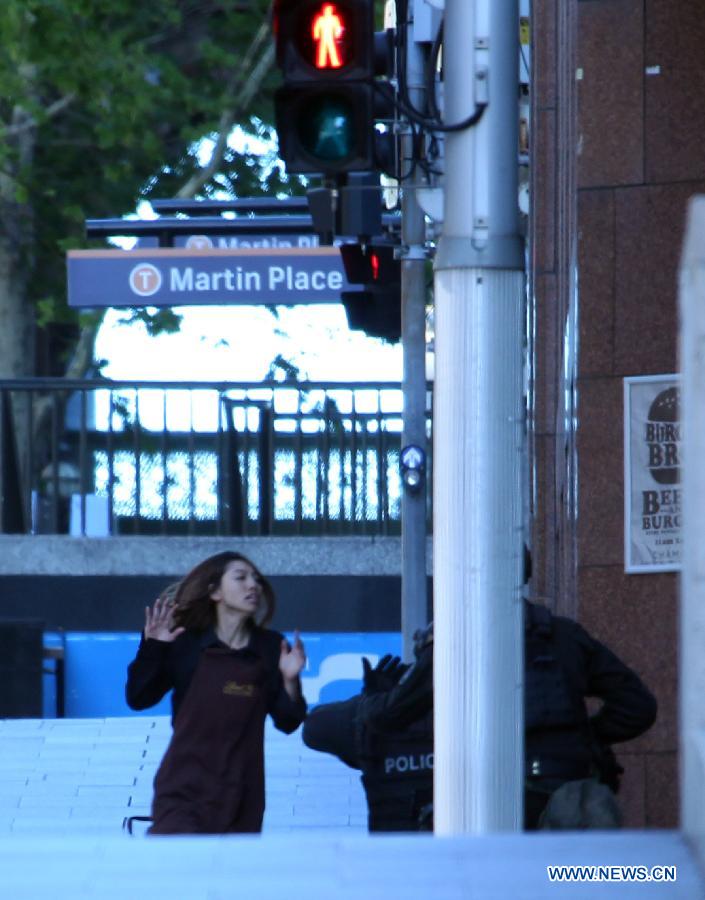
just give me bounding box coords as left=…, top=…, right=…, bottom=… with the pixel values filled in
left=0, top=379, right=433, bottom=537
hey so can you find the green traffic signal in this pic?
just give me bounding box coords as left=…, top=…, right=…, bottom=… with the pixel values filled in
left=298, top=94, right=355, bottom=163
left=275, top=83, right=375, bottom=174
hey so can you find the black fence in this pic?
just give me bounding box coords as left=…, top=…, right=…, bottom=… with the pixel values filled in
left=0, top=379, right=433, bottom=537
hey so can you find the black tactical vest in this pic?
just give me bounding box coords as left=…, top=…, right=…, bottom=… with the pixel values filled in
left=359, top=708, right=433, bottom=832
left=524, top=602, right=588, bottom=733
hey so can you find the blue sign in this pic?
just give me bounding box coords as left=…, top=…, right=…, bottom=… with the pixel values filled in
left=67, top=247, right=358, bottom=308
left=43, top=631, right=402, bottom=718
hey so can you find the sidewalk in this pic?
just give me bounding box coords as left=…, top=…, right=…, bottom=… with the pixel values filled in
left=0, top=830, right=699, bottom=899
left=0, top=717, right=701, bottom=899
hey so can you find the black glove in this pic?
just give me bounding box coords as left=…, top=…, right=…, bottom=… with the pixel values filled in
left=362, top=654, right=409, bottom=695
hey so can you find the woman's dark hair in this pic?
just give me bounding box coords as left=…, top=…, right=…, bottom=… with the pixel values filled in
left=171, top=551, right=275, bottom=631
left=158, top=581, right=181, bottom=605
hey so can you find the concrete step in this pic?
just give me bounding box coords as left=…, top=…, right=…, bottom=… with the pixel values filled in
left=0, top=716, right=367, bottom=836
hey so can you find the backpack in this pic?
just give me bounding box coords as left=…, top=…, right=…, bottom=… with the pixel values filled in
left=538, top=777, right=622, bottom=830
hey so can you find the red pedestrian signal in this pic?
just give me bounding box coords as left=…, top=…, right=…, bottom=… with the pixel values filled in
left=311, top=4, right=346, bottom=69
left=276, top=0, right=372, bottom=82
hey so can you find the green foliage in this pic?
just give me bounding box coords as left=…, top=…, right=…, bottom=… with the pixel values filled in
left=117, top=308, right=183, bottom=336
left=0, top=0, right=287, bottom=365
left=266, top=353, right=301, bottom=382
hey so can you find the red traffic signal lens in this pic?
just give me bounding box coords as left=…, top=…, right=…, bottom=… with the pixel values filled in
left=340, top=244, right=399, bottom=283
left=298, top=2, right=353, bottom=71
left=370, top=250, right=380, bottom=281
left=311, top=3, right=347, bottom=69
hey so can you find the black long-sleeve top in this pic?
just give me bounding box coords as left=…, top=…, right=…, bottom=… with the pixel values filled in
left=524, top=602, right=658, bottom=773
left=125, top=625, right=306, bottom=733
left=533, top=610, right=658, bottom=745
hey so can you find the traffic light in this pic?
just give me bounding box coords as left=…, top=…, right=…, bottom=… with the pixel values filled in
left=307, top=172, right=384, bottom=244
left=274, top=0, right=383, bottom=175
left=340, top=242, right=401, bottom=341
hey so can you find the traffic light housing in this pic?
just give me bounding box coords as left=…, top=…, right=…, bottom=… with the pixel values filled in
left=275, top=0, right=374, bottom=79
left=340, top=242, right=401, bottom=342
left=307, top=172, right=384, bottom=244
left=274, top=0, right=386, bottom=175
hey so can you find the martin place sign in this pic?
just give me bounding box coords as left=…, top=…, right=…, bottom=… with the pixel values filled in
left=67, top=247, right=357, bottom=308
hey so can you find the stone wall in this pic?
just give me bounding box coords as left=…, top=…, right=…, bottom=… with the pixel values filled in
left=529, top=0, right=704, bottom=827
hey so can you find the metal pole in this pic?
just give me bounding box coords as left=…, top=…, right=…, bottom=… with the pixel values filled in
left=401, top=10, right=430, bottom=662
left=433, top=0, right=525, bottom=832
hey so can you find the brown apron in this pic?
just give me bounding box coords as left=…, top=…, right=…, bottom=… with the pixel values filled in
left=149, top=646, right=268, bottom=834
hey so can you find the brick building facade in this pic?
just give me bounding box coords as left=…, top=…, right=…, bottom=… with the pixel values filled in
left=529, top=0, right=705, bottom=827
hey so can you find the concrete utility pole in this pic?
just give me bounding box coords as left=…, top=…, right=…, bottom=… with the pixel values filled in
left=432, top=0, right=525, bottom=831
left=679, top=196, right=705, bottom=857
left=400, top=10, right=429, bottom=661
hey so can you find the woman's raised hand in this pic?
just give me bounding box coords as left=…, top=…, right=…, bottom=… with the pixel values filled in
left=144, top=595, right=185, bottom=642
left=279, top=629, right=306, bottom=683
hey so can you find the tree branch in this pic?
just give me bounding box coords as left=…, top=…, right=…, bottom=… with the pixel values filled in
left=32, top=315, right=105, bottom=445
left=176, top=22, right=274, bottom=199
left=64, top=316, right=103, bottom=379
left=3, top=93, right=77, bottom=138
left=59, top=24, right=276, bottom=384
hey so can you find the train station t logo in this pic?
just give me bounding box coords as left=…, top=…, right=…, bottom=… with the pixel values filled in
left=129, top=263, right=162, bottom=297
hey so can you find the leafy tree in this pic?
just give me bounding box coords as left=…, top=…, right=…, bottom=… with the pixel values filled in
left=0, top=0, right=289, bottom=380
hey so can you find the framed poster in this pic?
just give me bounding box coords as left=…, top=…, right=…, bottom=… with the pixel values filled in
left=624, top=375, right=681, bottom=573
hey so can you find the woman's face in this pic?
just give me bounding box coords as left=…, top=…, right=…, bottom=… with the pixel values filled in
left=210, top=560, right=263, bottom=618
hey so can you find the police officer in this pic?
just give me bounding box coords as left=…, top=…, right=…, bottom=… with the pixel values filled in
left=355, top=626, right=434, bottom=831
left=302, top=627, right=433, bottom=832
left=523, top=600, right=657, bottom=828
left=304, top=606, right=657, bottom=831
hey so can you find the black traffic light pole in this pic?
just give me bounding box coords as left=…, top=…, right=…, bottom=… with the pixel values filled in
left=400, top=22, right=429, bottom=662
